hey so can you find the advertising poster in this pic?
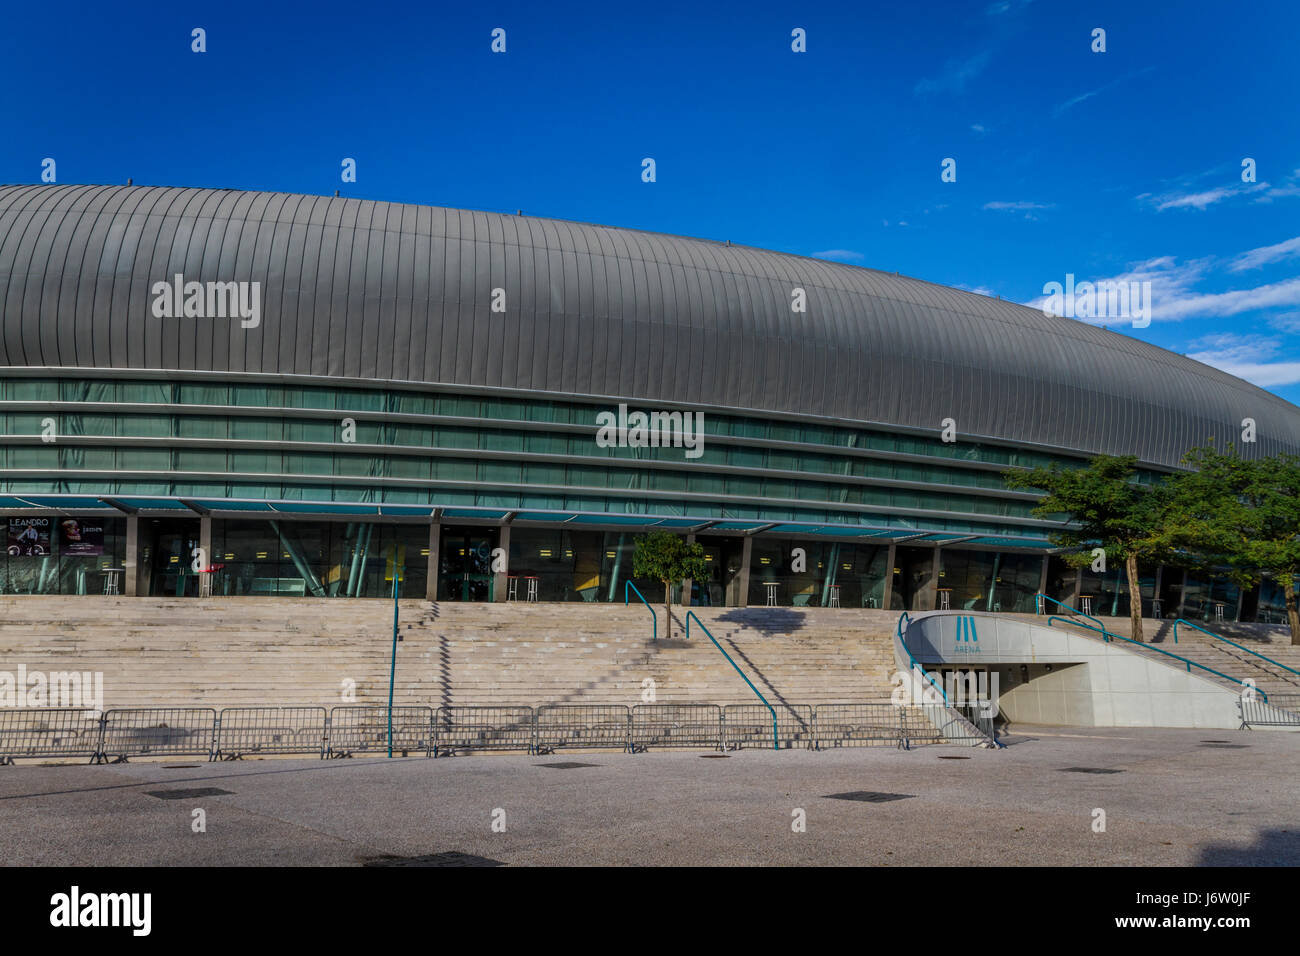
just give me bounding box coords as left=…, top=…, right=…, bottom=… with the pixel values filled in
left=7, top=517, right=51, bottom=556
left=59, top=518, right=104, bottom=556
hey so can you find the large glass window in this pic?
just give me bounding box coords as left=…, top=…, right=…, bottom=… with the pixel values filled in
left=0, top=516, right=125, bottom=595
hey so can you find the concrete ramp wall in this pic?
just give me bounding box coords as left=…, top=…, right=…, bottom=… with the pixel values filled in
left=903, top=612, right=1267, bottom=730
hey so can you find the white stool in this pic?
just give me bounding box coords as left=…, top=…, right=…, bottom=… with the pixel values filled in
left=764, top=582, right=778, bottom=607
left=1152, top=599, right=1162, bottom=619
left=102, top=568, right=123, bottom=595
left=1214, top=602, right=1226, bottom=622
left=506, top=576, right=519, bottom=601
left=827, top=585, right=841, bottom=608
left=937, top=589, right=951, bottom=611
left=526, top=577, right=538, bottom=602
left=1080, top=595, right=1094, bottom=616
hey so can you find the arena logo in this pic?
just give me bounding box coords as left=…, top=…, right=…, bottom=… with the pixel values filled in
left=150, top=274, right=261, bottom=328
left=595, top=403, right=705, bottom=459
left=49, top=886, right=151, bottom=936
left=1040, top=273, right=1152, bottom=328
left=0, top=664, right=103, bottom=712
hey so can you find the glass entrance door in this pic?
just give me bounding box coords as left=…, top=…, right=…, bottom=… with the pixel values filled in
left=145, top=519, right=202, bottom=597
left=439, top=527, right=497, bottom=601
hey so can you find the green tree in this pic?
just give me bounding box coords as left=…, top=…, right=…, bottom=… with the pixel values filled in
left=632, top=531, right=707, bottom=640
left=1004, top=455, right=1171, bottom=642
left=1169, top=445, right=1300, bottom=644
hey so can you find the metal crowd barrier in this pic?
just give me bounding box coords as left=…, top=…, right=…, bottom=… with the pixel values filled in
left=214, top=707, right=328, bottom=760
left=0, top=708, right=104, bottom=764
left=724, top=703, right=814, bottom=750
left=0, top=699, right=1007, bottom=764
left=1240, top=694, right=1300, bottom=728
left=535, top=705, right=631, bottom=753
left=813, top=703, right=905, bottom=749
left=631, top=703, right=723, bottom=751
left=436, top=706, right=534, bottom=756
left=99, top=708, right=218, bottom=762
left=327, top=705, right=433, bottom=757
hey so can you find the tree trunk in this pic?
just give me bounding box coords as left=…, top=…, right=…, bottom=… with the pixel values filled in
left=1285, top=576, right=1300, bottom=647
left=1126, top=553, right=1144, bottom=643
left=664, top=580, right=672, bottom=641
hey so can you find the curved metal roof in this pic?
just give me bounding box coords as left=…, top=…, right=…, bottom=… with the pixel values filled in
left=1, top=183, right=1297, bottom=470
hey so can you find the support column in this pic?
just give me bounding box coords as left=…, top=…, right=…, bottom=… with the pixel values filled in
left=881, top=543, right=896, bottom=611
left=925, top=547, right=942, bottom=611
left=198, top=516, right=212, bottom=598
left=735, top=534, right=753, bottom=607
left=493, top=523, right=511, bottom=602
left=1175, top=569, right=1188, bottom=618
left=1037, top=555, right=1050, bottom=610
left=1070, top=567, right=1083, bottom=608
left=426, top=519, right=441, bottom=600
left=1153, top=565, right=1164, bottom=619
left=124, top=515, right=139, bottom=597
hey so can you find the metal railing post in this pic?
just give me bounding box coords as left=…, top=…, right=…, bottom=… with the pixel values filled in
left=624, top=581, right=657, bottom=641
left=686, top=610, right=778, bottom=750
left=1174, top=618, right=1300, bottom=677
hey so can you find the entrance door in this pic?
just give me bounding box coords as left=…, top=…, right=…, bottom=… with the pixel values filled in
left=894, top=546, right=937, bottom=610
left=694, top=536, right=743, bottom=606
left=144, top=519, right=202, bottom=597
left=438, top=527, right=497, bottom=601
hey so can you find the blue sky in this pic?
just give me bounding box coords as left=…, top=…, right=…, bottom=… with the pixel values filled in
left=3, top=0, right=1298, bottom=404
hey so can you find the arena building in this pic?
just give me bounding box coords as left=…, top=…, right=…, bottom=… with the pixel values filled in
left=1, top=184, right=1297, bottom=618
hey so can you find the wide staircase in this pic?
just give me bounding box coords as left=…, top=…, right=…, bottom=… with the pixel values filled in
left=0, top=598, right=899, bottom=712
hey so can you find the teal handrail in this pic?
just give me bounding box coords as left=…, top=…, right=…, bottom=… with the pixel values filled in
left=1047, top=615, right=1269, bottom=702
left=1173, top=618, right=1300, bottom=678
left=896, top=612, right=949, bottom=705
left=685, top=611, right=778, bottom=750
left=624, top=581, right=656, bottom=642
left=1035, top=592, right=1109, bottom=635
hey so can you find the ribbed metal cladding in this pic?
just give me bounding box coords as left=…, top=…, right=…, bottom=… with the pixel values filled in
left=1, top=183, right=1298, bottom=471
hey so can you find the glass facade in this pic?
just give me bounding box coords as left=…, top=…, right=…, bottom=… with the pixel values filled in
left=937, top=549, right=1043, bottom=614
left=208, top=520, right=428, bottom=599
left=0, top=374, right=1093, bottom=539
left=1, top=373, right=1283, bottom=620
left=1078, top=563, right=1158, bottom=618
left=747, top=537, right=890, bottom=608
left=506, top=528, right=659, bottom=604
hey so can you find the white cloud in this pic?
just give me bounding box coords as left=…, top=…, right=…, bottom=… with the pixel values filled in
left=983, top=200, right=1053, bottom=211
left=915, top=51, right=992, bottom=96
left=812, top=249, right=864, bottom=263
left=1229, top=235, right=1300, bottom=271
left=1024, top=250, right=1300, bottom=324
left=1053, top=67, right=1155, bottom=117
left=1186, top=333, right=1300, bottom=387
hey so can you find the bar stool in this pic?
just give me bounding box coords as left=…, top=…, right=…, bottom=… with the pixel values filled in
left=1079, top=594, right=1094, bottom=616
left=102, top=568, right=123, bottom=595
left=764, top=581, right=778, bottom=607
left=1213, top=601, right=1226, bottom=622
left=936, top=588, right=952, bottom=611
left=525, top=576, right=539, bottom=602
left=506, top=576, right=519, bottom=601
left=1152, top=598, right=1162, bottom=619
left=827, top=584, right=841, bottom=608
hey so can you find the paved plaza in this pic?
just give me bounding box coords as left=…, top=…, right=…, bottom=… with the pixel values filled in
left=0, top=725, right=1295, bottom=867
